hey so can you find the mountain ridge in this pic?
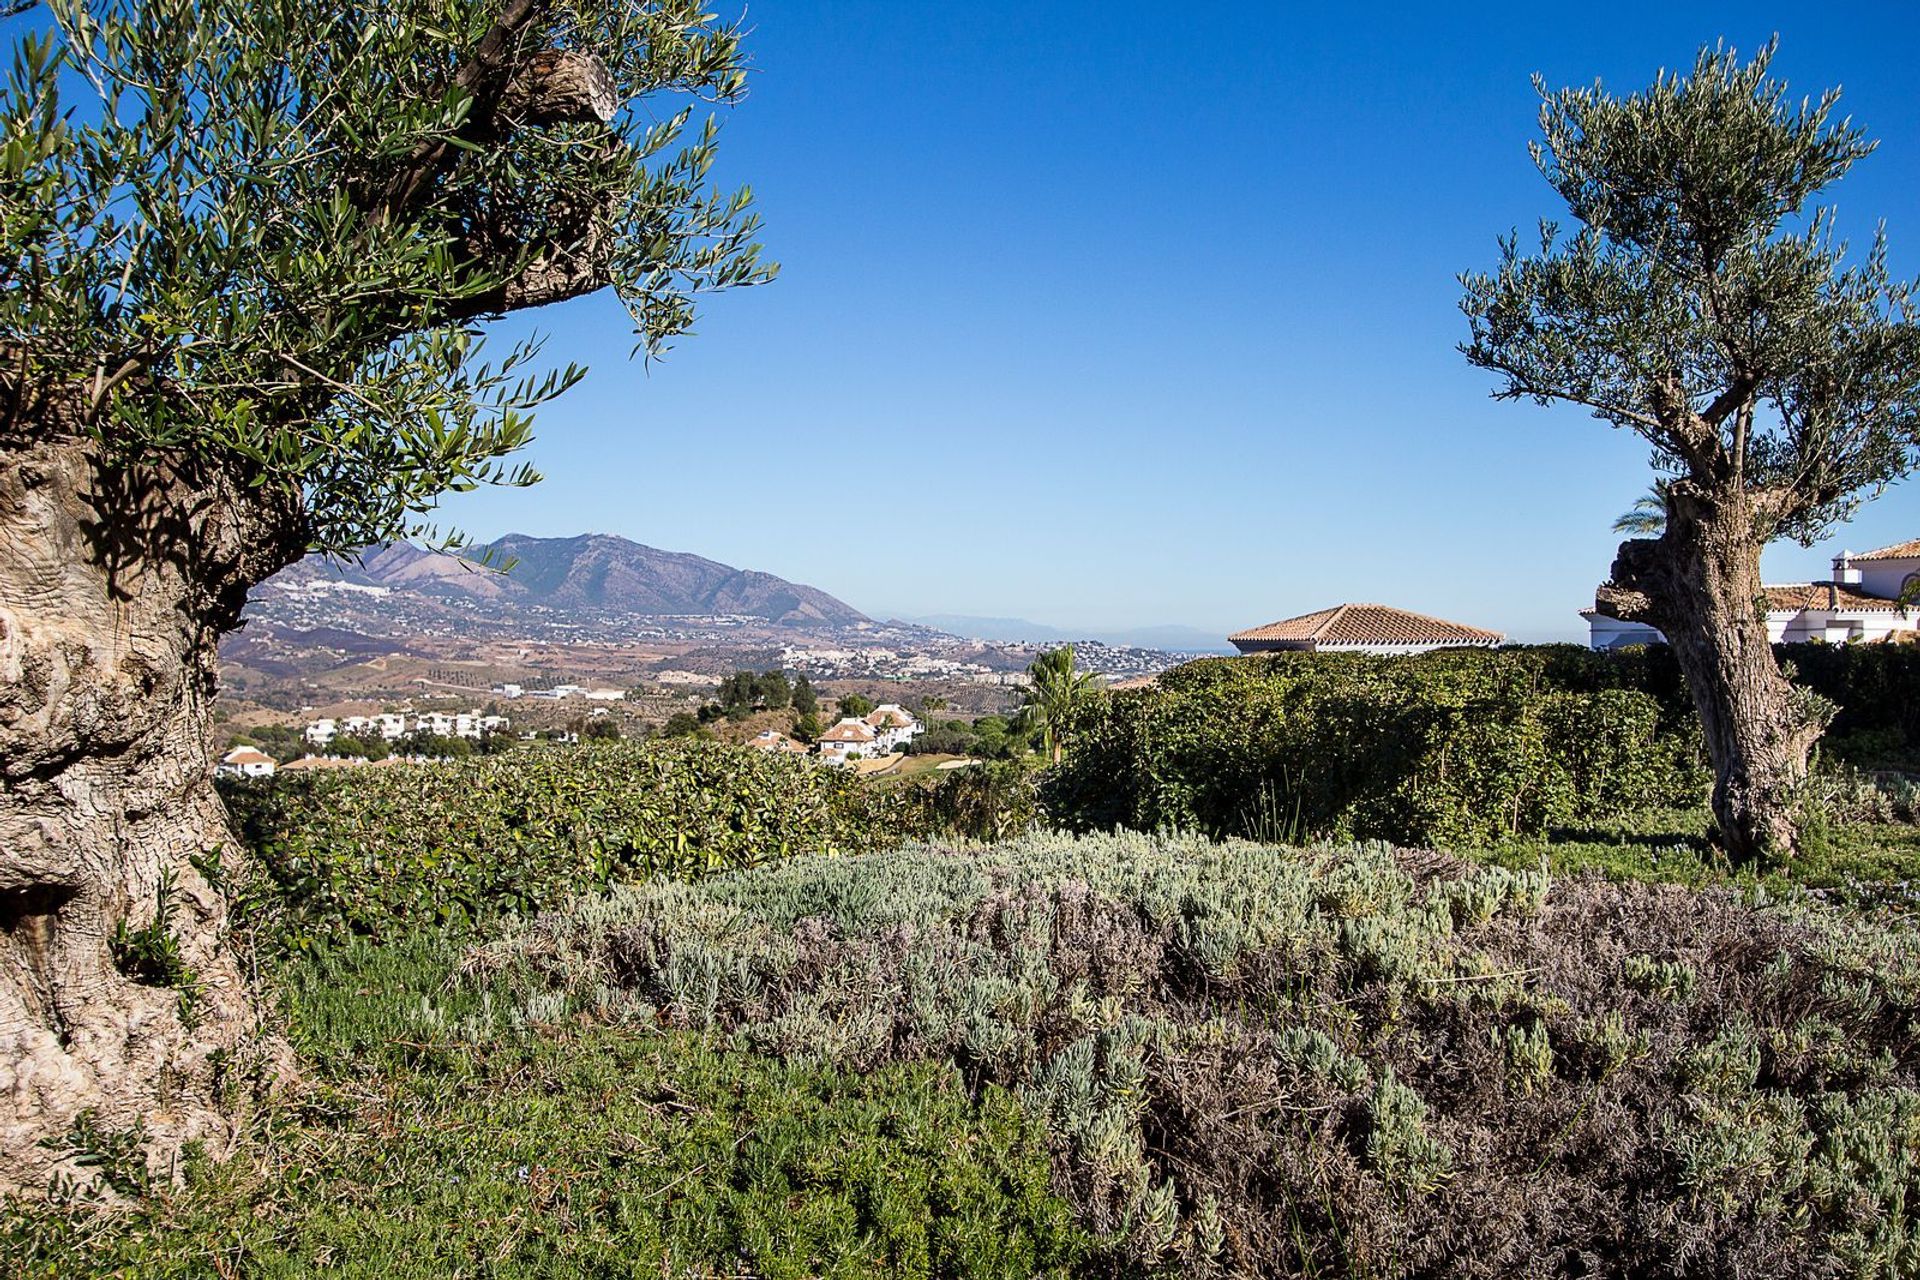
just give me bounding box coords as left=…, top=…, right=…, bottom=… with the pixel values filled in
left=270, top=533, right=869, bottom=627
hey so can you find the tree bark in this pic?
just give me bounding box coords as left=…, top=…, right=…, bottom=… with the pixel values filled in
left=1596, top=487, right=1821, bottom=864
left=0, top=431, right=303, bottom=1195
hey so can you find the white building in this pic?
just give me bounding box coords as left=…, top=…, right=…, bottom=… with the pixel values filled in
left=303, top=707, right=508, bottom=747
left=1584, top=539, right=1920, bottom=650
left=217, top=746, right=276, bottom=778
left=815, top=718, right=878, bottom=766
left=1230, top=604, right=1505, bottom=656
left=864, top=704, right=923, bottom=753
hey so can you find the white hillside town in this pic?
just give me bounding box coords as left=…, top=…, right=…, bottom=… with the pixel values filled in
left=1584, top=539, right=1920, bottom=650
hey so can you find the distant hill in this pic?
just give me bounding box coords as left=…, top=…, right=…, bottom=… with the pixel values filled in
left=902, top=614, right=1235, bottom=654
left=273, top=534, right=869, bottom=627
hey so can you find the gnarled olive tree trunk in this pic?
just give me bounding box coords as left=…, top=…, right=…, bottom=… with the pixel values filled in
left=1598, top=488, right=1821, bottom=863
left=0, top=432, right=302, bottom=1194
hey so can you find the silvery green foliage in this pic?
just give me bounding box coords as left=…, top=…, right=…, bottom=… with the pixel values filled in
left=467, top=831, right=1920, bottom=1276
left=1366, top=1069, right=1452, bottom=1194
left=473, top=831, right=1548, bottom=1255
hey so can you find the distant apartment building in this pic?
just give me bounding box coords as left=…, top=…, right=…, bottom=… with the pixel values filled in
left=864, top=704, right=924, bottom=754
left=745, top=729, right=810, bottom=756
left=812, top=706, right=923, bottom=765
left=303, top=708, right=509, bottom=748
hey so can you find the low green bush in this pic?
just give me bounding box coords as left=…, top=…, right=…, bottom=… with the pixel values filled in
left=1781, top=641, right=1920, bottom=767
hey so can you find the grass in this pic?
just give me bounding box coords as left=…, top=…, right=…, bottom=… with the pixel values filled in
left=1483, top=804, right=1920, bottom=916
left=866, top=754, right=972, bottom=784
left=7, top=937, right=1090, bottom=1279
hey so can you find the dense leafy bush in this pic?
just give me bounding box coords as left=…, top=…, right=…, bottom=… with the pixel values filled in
left=219, top=740, right=907, bottom=951
left=474, top=832, right=1920, bottom=1278
left=1781, top=641, right=1920, bottom=767
left=890, top=760, right=1039, bottom=843
left=1045, top=647, right=1708, bottom=847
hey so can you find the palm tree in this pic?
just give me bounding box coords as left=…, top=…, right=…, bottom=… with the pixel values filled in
left=1612, top=477, right=1675, bottom=536
left=1019, top=647, right=1099, bottom=765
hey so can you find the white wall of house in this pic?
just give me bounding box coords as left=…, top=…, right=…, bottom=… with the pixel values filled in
left=1586, top=543, right=1920, bottom=650
left=1584, top=614, right=1666, bottom=651
left=1585, top=598, right=1917, bottom=649
left=1853, top=554, right=1920, bottom=603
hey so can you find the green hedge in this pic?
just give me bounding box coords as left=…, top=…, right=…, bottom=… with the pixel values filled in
left=1044, top=647, right=1707, bottom=847
left=1779, top=641, right=1920, bottom=766
left=219, top=740, right=906, bottom=951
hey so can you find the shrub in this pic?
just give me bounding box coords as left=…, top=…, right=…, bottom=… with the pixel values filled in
left=1045, top=647, right=1708, bottom=847
left=475, top=832, right=1920, bottom=1278
left=892, top=760, right=1039, bottom=842
left=219, top=740, right=908, bottom=952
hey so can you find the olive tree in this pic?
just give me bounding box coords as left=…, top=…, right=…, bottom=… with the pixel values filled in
left=1461, top=41, right=1920, bottom=863
left=0, top=0, right=770, bottom=1189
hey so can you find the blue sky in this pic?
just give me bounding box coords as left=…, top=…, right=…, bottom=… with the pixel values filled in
left=435, top=1, right=1920, bottom=643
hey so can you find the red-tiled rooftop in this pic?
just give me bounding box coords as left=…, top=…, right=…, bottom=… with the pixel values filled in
left=1764, top=583, right=1909, bottom=612
left=1855, top=539, right=1920, bottom=561
left=1230, top=603, right=1504, bottom=648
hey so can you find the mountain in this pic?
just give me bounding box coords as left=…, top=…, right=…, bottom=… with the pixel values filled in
left=273, top=534, right=869, bottom=627
left=901, top=614, right=1236, bottom=654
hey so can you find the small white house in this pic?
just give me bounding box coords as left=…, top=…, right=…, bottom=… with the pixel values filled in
left=1584, top=539, right=1920, bottom=649
left=218, top=746, right=276, bottom=778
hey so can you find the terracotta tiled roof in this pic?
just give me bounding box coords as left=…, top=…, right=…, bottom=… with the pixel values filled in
left=865, top=707, right=914, bottom=728
left=281, top=755, right=358, bottom=771
left=222, top=747, right=274, bottom=766
left=1230, top=604, right=1504, bottom=648
left=1764, top=583, right=1909, bottom=613
left=819, top=720, right=876, bottom=743
left=1854, top=539, right=1920, bottom=561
